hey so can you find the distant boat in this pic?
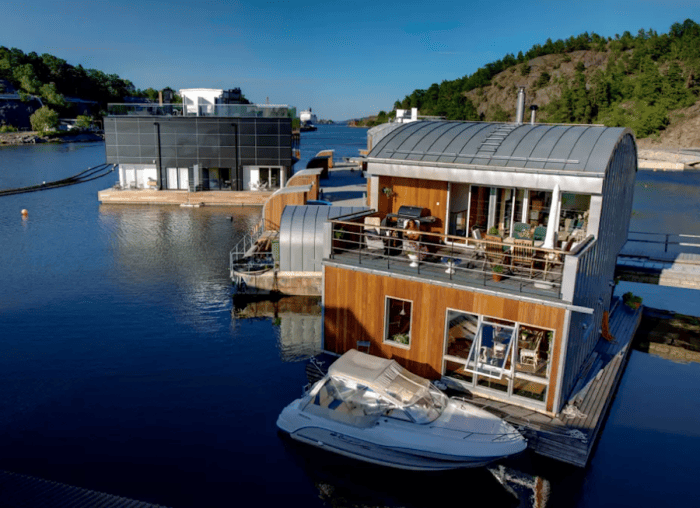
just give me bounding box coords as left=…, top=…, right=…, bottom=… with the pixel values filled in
left=299, top=108, right=318, bottom=132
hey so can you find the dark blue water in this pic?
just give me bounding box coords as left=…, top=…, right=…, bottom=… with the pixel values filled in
left=0, top=129, right=698, bottom=507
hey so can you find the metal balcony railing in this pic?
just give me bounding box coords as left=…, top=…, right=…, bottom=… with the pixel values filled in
left=326, top=215, right=589, bottom=300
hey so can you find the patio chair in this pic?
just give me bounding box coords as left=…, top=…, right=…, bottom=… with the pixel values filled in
left=472, top=228, right=486, bottom=259
left=520, top=331, right=543, bottom=367
left=510, top=238, right=536, bottom=277
left=363, top=216, right=385, bottom=256
left=513, top=222, right=532, bottom=239
left=483, top=234, right=506, bottom=269
left=533, top=226, right=547, bottom=242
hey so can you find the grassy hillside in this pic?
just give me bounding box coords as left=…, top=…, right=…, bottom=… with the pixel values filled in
left=390, top=19, right=700, bottom=142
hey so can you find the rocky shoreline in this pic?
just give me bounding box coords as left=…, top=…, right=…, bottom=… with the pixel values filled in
left=0, top=131, right=104, bottom=146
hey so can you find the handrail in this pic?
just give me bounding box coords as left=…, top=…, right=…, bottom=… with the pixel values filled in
left=330, top=218, right=574, bottom=258
left=327, top=218, right=566, bottom=298
left=229, top=216, right=266, bottom=273
left=626, top=230, right=700, bottom=253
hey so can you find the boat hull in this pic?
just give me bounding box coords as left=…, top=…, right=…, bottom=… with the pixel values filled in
left=277, top=399, right=526, bottom=471
left=285, top=427, right=502, bottom=470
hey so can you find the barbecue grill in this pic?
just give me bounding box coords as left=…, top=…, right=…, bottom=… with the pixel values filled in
left=386, top=206, right=437, bottom=228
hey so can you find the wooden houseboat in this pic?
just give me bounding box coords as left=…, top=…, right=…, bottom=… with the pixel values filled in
left=321, top=118, right=638, bottom=421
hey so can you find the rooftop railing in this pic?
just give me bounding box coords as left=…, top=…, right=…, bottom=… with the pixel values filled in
left=326, top=213, right=593, bottom=301
left=107, top=103, right=294, bottom=118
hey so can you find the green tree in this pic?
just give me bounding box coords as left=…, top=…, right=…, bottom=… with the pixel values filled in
left=30, top=106, right=59, bottom=132
left=39, top=83, right=66, bottom=108
left=75, top=115, right=92, bottom=129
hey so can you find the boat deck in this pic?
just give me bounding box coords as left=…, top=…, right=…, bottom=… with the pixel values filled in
left=461, top=299, right=642, bottom=467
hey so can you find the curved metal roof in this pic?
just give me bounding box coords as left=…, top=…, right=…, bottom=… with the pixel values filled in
left=367, top=121, right=630, bottom=175
left=279, top=205, right=369, bottom=272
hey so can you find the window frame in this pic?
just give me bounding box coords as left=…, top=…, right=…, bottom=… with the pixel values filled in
left=442, top=310, right=556, bottom=409
left=383, top=296, right=413, bottom=349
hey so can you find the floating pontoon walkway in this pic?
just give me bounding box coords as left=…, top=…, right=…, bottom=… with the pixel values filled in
left=98, top=189, right=273, bottom=206
left=464, top=298, right=642, bottom=467
left=0, top=470, right=170, bottom=507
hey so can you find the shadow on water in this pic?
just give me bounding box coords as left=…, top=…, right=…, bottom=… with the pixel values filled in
left=278, top=433, right=521, bottom=508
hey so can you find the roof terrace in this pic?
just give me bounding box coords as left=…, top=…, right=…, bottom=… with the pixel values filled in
left=324, top=211, right=596, bottom=310
left=107, top=103, right=294, bottom=118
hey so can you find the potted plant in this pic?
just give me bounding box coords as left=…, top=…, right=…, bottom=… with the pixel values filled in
left=488, top=226, right=500, bottom=236
left=334, top=227, right=345, bottom=240
left=382, top=186, right=394, bottom=197
left=622, top=292, right=643, bottom=310
left=390, top=333, right=410, bottom=345
left=492, top=264, right=504, bottom=282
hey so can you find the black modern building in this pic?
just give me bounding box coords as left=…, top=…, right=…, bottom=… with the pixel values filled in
left=104, top=103, right=296, bottom=191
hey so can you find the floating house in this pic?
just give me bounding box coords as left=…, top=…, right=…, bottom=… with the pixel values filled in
left=104, top=89, right=297, bottom=192
left=322, top=112, right=638, bottom=422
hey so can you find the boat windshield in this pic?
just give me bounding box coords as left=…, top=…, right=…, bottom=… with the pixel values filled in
left=403, top=385, right=448, bottom=424
left=322, top=350, right=449, bottom=423
left=319, top=374, right=448, bottom=424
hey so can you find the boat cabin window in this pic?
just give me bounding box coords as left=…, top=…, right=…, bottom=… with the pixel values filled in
left=384, top=297, right=412, bottom=348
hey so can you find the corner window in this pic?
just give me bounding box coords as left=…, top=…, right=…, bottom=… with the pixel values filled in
left=384, top=297, right=412, bottom=347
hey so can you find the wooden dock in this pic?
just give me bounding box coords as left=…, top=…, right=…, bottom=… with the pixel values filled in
left=97, top=189, right=272, bottom=206
left=0, top=469, right=170, bottom=507
left=464, top=298, right=642, bottom=467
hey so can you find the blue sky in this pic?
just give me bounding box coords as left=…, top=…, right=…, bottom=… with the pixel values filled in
left=1, top=0, right=698, bottom=120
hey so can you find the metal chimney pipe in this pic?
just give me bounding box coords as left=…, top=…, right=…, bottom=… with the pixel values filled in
left=530, top=104, right=539, bottom=125
left=515, top=86, right=526, bottom=124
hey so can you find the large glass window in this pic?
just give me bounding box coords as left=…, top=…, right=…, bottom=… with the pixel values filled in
left=384, top=297, right=412, bottom=347
left=559, top=193, right=591, bottom=242
left=259, top=167, right=280, bottom=188
left=442, top=310, right=554, bottom=406
left=515, top=326, right=552, bottom=380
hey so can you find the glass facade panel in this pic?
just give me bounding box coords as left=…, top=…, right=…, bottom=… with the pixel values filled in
left=444, top=360, right=473, bottom=384
left=515, top=326, right=552, bottom=379
left=559, top=193, right=591, bottom=242
left=477, top=374, right=509, bottom=393
left=513, top=378, right=547, bottom=402
left=444, top=311, right=478, bottom=362
left=442, top=309, right=553, bottom=408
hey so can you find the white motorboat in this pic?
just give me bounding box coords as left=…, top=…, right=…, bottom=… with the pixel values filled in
left=277, top=349, right=527, bottom=470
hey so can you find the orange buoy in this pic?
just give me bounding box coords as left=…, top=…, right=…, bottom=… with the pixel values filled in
left=21, top=209, right=28, bottom=217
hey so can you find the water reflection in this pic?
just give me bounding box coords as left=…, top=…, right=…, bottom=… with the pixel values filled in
left=232, top=295, right=322, bottom=361
left=98, top=204, right=261, bottom=331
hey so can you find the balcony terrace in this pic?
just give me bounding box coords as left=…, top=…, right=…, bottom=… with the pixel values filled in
left=326, top=212, right=596, bottom=305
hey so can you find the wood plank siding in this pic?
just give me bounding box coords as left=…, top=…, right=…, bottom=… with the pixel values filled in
left=323, top=265, right=567, bottom=413
left=286, top=173, right=320, bottom=200
left=263, top=189, right=309, bottom=230
left=377, top=176, right=447, bottom=234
